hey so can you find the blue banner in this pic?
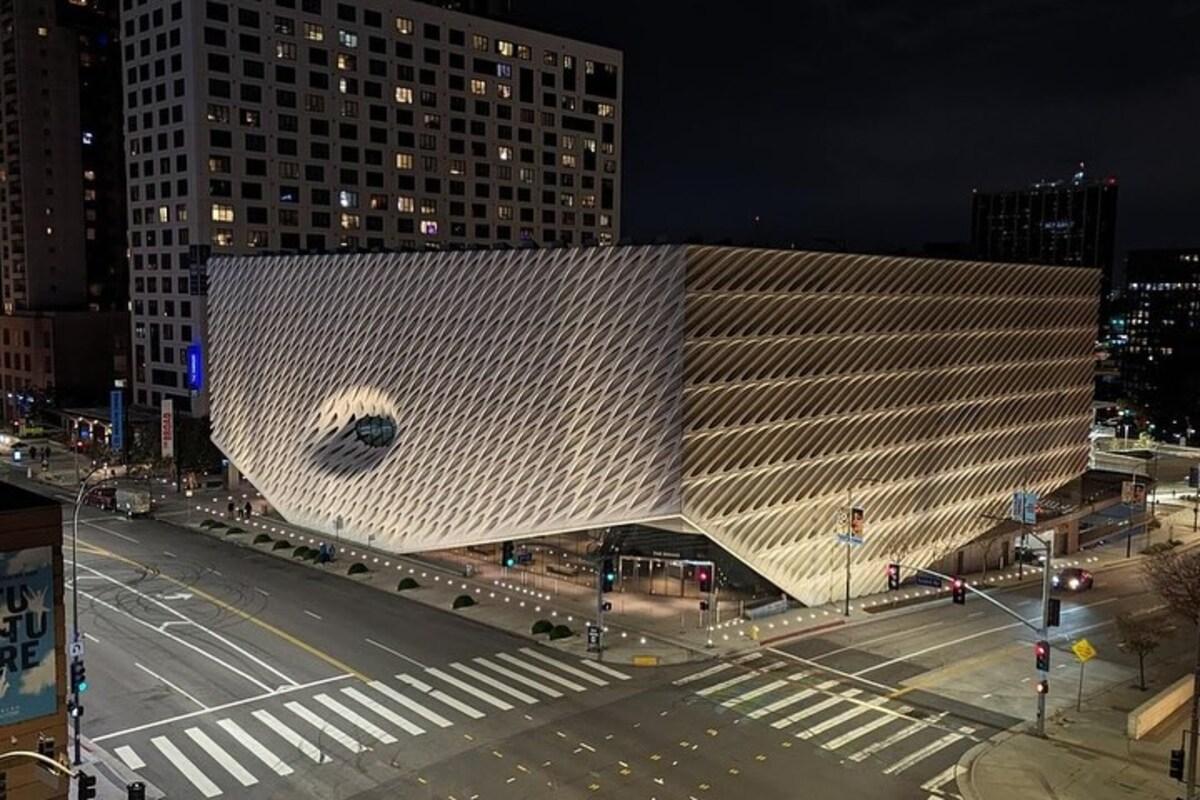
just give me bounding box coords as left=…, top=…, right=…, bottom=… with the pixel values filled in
left=186, top=342, right=204, bottom=392
left=0, top=547, right=57, bottom=725
left=110, top=389, right=124, bottom=452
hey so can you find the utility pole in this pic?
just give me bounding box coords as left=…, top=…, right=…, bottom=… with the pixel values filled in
left=1187, top=620, right=1199, bottom=800
left=71, top=464, right=112, bottom=765
left=1035, top=529, right=1052, bottom=737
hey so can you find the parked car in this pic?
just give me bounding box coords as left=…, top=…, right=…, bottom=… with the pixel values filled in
left=1013, top=545, right=1045, bottom=565
left=1052, top=567, right=1094, bottom=592
left=84, top=487, right=117, bottom=511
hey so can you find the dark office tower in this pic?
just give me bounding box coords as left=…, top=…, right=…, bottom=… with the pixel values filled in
left=0, top=0, right=129, bottom=422
left=970, top=165, right=1118, bottom=295
left=1118, top=250, right=1200, bottom=444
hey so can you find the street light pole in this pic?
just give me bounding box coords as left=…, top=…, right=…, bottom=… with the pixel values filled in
left=1034, top=529, right=1052, bottom=737
left=70, top=464, right=110, bottom=766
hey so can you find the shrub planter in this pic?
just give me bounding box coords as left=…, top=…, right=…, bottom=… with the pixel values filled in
left=293, top=546, right=311, bottom=559
left=272, top=540, right=291, bottom=551
left=226, top=527, right=246, bottom=535
left=199, top=519, right=219, bottom=529
left=301, top=549, right=318, bottom=562
left=252, top=533, right=271, bottom=545
left=549, top=624, right=573, bottom=640
left=452, top=594, right=476, bottom=610
left=347, top=562, right=369, bottom=576
left=397, top=577, right=420, bottom=591
left=531, top=619, right=553, bottom=636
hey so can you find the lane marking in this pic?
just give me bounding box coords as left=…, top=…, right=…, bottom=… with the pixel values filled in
left=721, top=679, right=789, bottom=709
left=185, top=727, right=258, bottom=787
left=746, top=686, right=821, bottom=720
left=135, top=662, right=208, bottom=710
left=83, top=632, right=100, bottom=643
left=303, top=610, right=323, bottom=621
left=284, top=700, right=366, bottom=754
left=882, top=727, right=972, bottom=775
left=794, top=694, right=888, bottom=740
left=151, top=735, right=222, bottom=797
left=696, top=672, right=758, bottom=698
left=313, top=693, right=398, bottom=744
left=163, top=551, right=178, bottom=559
left=495, top=653, right=587, bottom=692
left=821, top=707, right=911, bottom=751
left=251, top=709, right=331, bottom=764
left=473, top=656, right=564, bottom=698
left=77, top=521, right=139, bottom=543
left=771, top=689, right=861, bottom=729
left=579, top=660, right=632, bottom=681
left=341, top=686, right=426, bottom=736
left=93, top=674, right=354, bottom=742
left=766, top=647, right=898, bottom=692
left=517, top=648, right=608, bottom=686
left=114, top=745, right=144, bottom=770
left=807, top=620, right=945, bottom=661
left=254, top=588, right=270, bottom=597
left=368, top=680, right=454, bottom=728
left=672, top=663, right=732, bottom=686
left=426, top=667, right=514, bottom=711
left=216, top=718, right=295, bottom=776
left=364, top=637, right=428, bottom=669
left=397, top=673, right=486, bottom=719
left=448, top=662, right=539, bottom=705
left=848, top=716, right=940, bottom=762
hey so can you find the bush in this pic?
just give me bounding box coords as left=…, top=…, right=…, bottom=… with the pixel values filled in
left=293, top=546, right=311, bottom=559
left=549, top=624, right=573, bottom=640
left=1143, top=540, right=1182, bottom=555
left=347, top=562, right=369, bottom=575
left=531, top=619, right=553, bottom=636
left=397, top=576, right=420, bottom=591
left=199, top=519, right=218, bottom=529
left=301, top=548, right=318, bottom=561
left=252, top=533, right=272, bottom=545
left=452, top=594, right=476, bottom=610
left=226, top=526, right=246, bottom=535
left=272, top=540, right=291, bottom=551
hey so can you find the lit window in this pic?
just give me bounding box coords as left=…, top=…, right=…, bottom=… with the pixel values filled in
left=394, top=86, right=413, bottom=104
left=206, top=104, right=230, bottom=123
left=496, top=40, right=514, bottom=57
left=36, top=26, right=48, bottom=37
left=517, top=44, right=531, bottom=60
left=420, top=199, right=437, bottom=215
left=212, top=229, right=235, bottom=246
left=496, top=83, right=512, bottom=99
left=498, top=146, right=512, bottom=162
left=420, top=220, right=438, bottom=235
left=498, top=205, right=513, bottom=220
left=561, top=153, right=577, bottom=168
left=449, top=159, right=465, bottom=175
left=340, top=213, right=361, bottom=230
left=584, top=138, right=597, bottom=152
left=597, top=103, right=614, bottom=118
left=176, top=204, right=188, bottom=221
left=157, top=206, right=169, bottom=223
left=600, top=214, right=611, bottom=228
left=83, top=170, right=96, bottom=181
left=561, top=135, right=576, bottom=150
left=395, top=17, right=413, bottom=35
left=544, top=50, right=558, bottom=66
left=470, top=79, right=486, bottom=95
left=81, top=132, right=94, bottom=145
left=341, top=100, right=359, bottom=117
left=369, top=194, right=388, bottom=210
left=560, top=193, right=574, bottom=207
left=211, top=203, right=235, bottom=222
left=423, top=113, right=441, bottom=129
left=338, top=190, right=359, bottom=208
left=564, top=55, right=574, bottom=69
left=472, top=34, right=489, bottom=51
left=209, top=156, right=232, bottom=173
left=338, top=29, right=358, bottom=48
left=580, top=194, right=596, bottom=208
left=275, top=17, right=294, bottom=35
left=275, top=42, right=296, bottom=60
left=395, top=152, right=414, bottom=170
left=397, top=196, right=415, bottom=213
left=337, top=53, right=357, bottom=70
left=519, top=168, right=535, bottom=183
left=496, top=63, right=512, bottom=79
left=304, top=22, right=324, bottom=41
left=247, top=231, right=269, bottom=248
left=585, top=60, right=596, bottom=75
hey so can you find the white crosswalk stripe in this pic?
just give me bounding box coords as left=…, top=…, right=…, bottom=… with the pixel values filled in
left=695, top=671, right=758, bottom=697
left=397, top=673, right=486, bottom=719
left=426, top=667, right=514, bottom=710
left=368, top=680, right=454, bottom=727
left=734, top=652, right=764, bottom=664
left=185, top=727, right=258, bottom=787
left=794, top=695, right=888, bottom=740
left=848, top=717, right=935, bottom=763
left=771, top=688, right=862, bottom=729
left=473, top=657, right=564, bottom=698
left=449, top=662, right=539, bottom=704
left=114, top=745, right=145, bottom=770
left=313, top=693, right=398, bottom=744
left=152, top=735, right=222, bottom=798
left=882, top=727, right=972, bottom=775
left=821, top=706, right=912, bottom=752
left=216, top=718, right=294, bottom=776
left=579, top=659, right=632, bottom=680
left=284, top=701, right=366, bottom=754
left=494, top=653, right=588, bottom=692
left=518, top=648, right=609, bottom=686
left=720, top=679, right=789, bottom=709
left=921, top=764, right=963, bottom=796
left=341, top=686, right=427, bottom=736
left=672, top=662, right=732, bottom=686
left=251, top=709, right=331, bottom=764
left=744, top=674, right=823, bottom=719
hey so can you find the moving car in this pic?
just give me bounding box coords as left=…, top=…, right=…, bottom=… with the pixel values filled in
left=84, top=487, right=117, bottom=511
left=115, top=487, right=152, bottom=518
left=1051, top=567, right=1094, bottom=592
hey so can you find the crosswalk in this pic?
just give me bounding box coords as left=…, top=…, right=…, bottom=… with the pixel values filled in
left=674, top=655, right=976, bottom=792
left=109, top=647, right=632, bottom=798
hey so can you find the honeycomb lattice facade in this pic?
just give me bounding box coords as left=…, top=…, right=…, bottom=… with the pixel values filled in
left=208, top=246, right=1098, bottom=604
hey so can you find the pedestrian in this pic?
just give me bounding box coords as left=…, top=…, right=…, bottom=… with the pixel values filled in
left=227, top=500, right=234, bottom=516
left=244, top=501, right=252, bottom=519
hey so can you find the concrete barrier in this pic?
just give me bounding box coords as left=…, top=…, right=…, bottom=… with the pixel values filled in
left=1128, top=674, right=1195, bottom=739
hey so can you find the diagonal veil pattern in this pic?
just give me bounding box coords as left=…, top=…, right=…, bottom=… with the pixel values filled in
left=207, top=245, right=1097, bottom=605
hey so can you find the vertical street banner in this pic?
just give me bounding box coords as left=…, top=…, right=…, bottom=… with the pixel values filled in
left=0, top=547, right=58, bottom=724
left=186, top=342, right=204, bottom=392
left=109, top=389, right=124, bottom=452
left=1010, top=490, right=1038, bottom=524
left=161, top=397, right=175, bottom=459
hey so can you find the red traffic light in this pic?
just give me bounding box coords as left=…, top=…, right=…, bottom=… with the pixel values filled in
left=698, top=570, right=708, bottom=581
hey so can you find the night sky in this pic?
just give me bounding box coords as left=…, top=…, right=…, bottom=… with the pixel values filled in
left=508, top=1, right=1200, bottom=255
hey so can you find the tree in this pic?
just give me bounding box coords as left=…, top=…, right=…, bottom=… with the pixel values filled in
left=1115, top=612, right=1165, bottom=691
left=1143, top=549, right=1200, bottom=799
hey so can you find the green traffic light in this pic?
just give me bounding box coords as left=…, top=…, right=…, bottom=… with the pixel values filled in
left=78, top=681, right=88, bottom=693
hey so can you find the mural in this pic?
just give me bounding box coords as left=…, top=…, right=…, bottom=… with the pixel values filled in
left=0, top=547, right=57, bottom=725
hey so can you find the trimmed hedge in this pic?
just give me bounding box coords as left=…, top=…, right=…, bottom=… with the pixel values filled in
left=200, top=519, right=223, bottom=529
left=452, top=594, right=476, bottom=610
left=252, top=533, right=272, bottom=545
left=347, top=562, right=369, bottom=576
left=226, top=526, right=246, bottom=535
left=293, top=546, right=311, bottom=559
left=549, top=624, right=573, bottom=640
left=531, top=619, right=553, bottom=636
left=397, top=577, right=420, bottom=591
left=301, top=548, right=318, bottom=561
left=272, top=540, right=291, bottom=551
left=1143, top=539, right=1182, bottom=555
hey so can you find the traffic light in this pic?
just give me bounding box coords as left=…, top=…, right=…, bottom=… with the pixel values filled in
left=951, top=577, right=966, bottom=604
left=1035, top=640, right=1050, bottom=671
left=0, top=770, right=6, bottom=800
left=127, top=782, right=147, bottom=800
left=500, top=541, right=515, bottom=568
left=71, top=658, right=88, bottom=694
left=601, top=558, right=615, bottom=592
left=1047, top=597, right=1062, bottom=627
left=79, top=772, right=97, bottom=800
left=1170, top=747, right=1185, bottom=781
left=697, top=568, right=712, bottom=594
left=1035, top=679, right=1048, bottom=695
left=886, top=563, right=901, bottom=591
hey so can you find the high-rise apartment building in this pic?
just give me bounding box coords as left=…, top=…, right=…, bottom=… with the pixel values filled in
left=0, top=0, right=129, bottom=419
left=120, top=0, right=623, bottom=416
left=970, top=165, right=1118, bottom=294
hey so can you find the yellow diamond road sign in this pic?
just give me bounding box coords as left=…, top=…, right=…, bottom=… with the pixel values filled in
left=1072, top=638, right=1097, bottom=663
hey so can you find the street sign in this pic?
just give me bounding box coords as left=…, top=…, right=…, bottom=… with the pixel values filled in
left=586, top=623, right=602, bottom=652
left=915, top=574, right=943, bottom=588
left=836, top=533, right=864, bottom=546
left=109, top=390, right=124, bottom=452
left=1071, top=638, right=1097, bottom=663
left=1011, top=491, right=1038, bottom=524
left=69, top=641, right=84, bottom=659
